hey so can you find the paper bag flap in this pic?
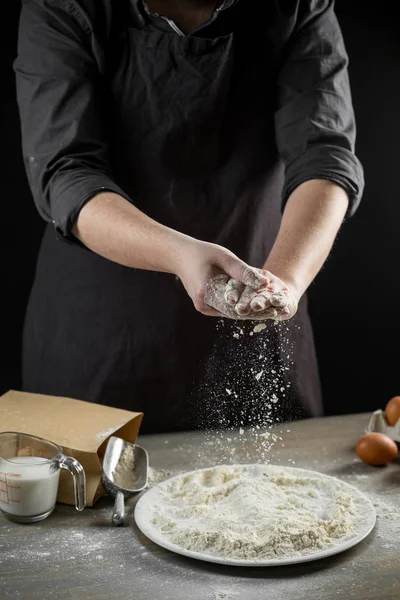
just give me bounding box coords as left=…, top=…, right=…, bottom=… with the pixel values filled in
left=0, top=390, right=143, bottom=452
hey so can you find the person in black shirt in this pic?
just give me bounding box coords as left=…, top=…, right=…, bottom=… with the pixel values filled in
left=15, top=0, right=364, bottom=432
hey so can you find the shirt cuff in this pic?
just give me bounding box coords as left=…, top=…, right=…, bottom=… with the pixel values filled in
left=49, top=170, right=134, bottom=240
left=282, top=145, right=365, bottom=217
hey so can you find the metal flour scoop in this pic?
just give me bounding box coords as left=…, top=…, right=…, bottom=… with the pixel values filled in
left=102, top=436, right=148, bottom=526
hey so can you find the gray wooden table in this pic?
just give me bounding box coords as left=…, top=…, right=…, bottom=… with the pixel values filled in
left=1, top=414, right=399, bottom=600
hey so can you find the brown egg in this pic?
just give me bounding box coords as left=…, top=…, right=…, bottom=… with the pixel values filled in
left=356, top=433, right=398, bottom=466
left=385, top=396, right=400, bottom=426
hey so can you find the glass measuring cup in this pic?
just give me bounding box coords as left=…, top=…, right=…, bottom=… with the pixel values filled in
left=0, top=432, right=86, bottom=523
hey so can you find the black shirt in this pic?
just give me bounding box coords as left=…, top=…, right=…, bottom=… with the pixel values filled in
left=15, top=0, right=364, bottom=240
left=16, top=0, right=364, bottom=432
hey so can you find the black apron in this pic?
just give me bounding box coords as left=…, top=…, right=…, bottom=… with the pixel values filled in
left=23, top=3, right=323, bottom=433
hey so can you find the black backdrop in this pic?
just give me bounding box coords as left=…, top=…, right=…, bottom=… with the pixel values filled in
left=1, top=3, right=399, bottom=416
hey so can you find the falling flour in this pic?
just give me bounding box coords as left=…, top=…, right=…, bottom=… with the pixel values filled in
left=151, top=465, right=370, bottom=561
left=196, top=318, right=299, bottom=462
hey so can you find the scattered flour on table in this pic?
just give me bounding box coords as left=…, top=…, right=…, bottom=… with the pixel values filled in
left=147, top=466, right=175, bottom=487
left=151, top=464, right=368, bottom=561
left=372, top=500, right=400, bottom=520
left=112, top=445, right=136, bottom=489
left=213, top=590, right=239, bottom=600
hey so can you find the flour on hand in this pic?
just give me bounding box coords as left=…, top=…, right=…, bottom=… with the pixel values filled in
left=205, top=276, right=294, bottom=322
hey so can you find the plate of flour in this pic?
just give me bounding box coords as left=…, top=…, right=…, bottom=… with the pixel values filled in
left=134, top=464, right=376, bottom=566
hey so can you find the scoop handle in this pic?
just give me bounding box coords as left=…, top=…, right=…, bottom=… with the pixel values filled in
left=112, top=490, right=125, bottom=526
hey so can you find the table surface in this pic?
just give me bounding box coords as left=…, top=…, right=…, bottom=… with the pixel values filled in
left=1, top=413, right=399, bottom=600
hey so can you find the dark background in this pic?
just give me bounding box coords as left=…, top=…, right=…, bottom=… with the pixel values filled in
left=1, top=3, right=399, bottom=417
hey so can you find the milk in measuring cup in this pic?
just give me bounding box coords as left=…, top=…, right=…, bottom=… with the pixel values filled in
left=0, top=456, right=60, bottom=517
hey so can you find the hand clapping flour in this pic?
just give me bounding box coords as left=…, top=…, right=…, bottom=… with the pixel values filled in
left=151, top=465, right=368, bottom=560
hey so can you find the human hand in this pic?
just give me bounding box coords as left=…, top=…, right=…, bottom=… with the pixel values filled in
left=224, top=269, right=298, bottom=321
left=175, top=239, right=269, bottom=317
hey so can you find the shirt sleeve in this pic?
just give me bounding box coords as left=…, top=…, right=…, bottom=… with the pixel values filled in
left=274, top=0, right=364, bottom=215
left=14, top=0, right=132, bottom=240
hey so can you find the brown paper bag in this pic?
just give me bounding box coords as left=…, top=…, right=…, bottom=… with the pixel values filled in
left=0, top=390, right=143, bottom=506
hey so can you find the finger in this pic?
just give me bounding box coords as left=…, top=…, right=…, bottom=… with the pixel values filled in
left=225, top=279, right=245, bottom=305
left=222, top=255, right=269, bottom=290
left=269, top=298, right=297, bottom=323
left=235, top=285, right=258, bottom=316
left=277, top=304, right=295, bottom=320
left=250, top=291, right=272, bottom=312
left=242, top=266, right=270, bottom=289
left=270, top=291, right=288, bottom=308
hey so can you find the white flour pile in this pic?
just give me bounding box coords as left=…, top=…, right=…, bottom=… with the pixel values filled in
left=112, top=445, right=136, bottom=489
left=151, top=465, right=368, bottom=560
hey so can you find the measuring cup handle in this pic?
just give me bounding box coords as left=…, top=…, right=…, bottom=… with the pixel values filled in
left=112, top=490, right=125, bottom=526
left=59, top=455, right=86, bottom=511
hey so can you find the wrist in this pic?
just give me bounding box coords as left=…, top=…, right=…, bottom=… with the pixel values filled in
left=262, top=261, right=305, bottom=299
left=163, top=230, right=200, bottom=278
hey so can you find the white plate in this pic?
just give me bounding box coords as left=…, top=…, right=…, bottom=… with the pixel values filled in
left=134, top=464, right=376, bottom=567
